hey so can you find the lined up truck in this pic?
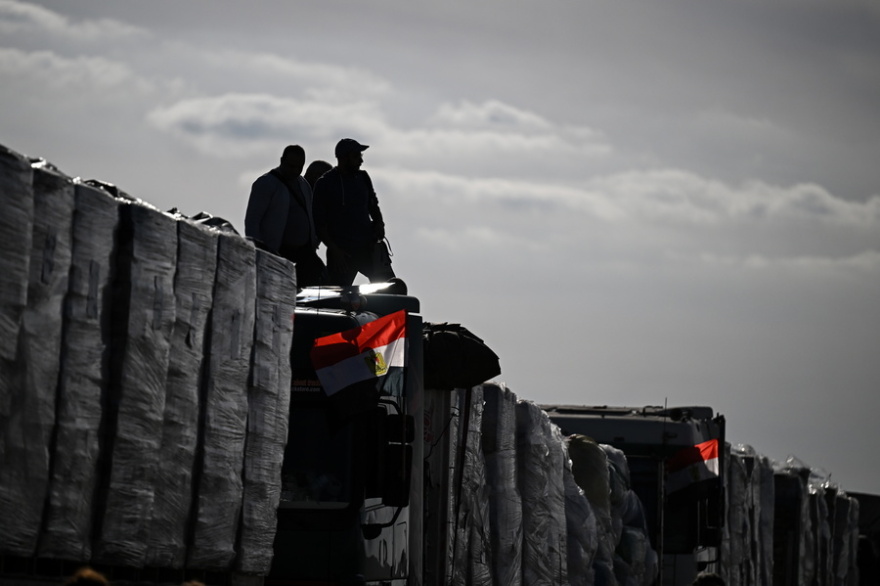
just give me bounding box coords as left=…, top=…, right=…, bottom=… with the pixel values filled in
left=0, top=142, right=869, bottom=585
left=541, top=405, right=725, bottom=585
left=541, top=405, right=866, bottom=586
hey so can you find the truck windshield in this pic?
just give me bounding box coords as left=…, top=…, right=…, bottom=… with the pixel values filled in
left=280, top=406, right=352, bottom=509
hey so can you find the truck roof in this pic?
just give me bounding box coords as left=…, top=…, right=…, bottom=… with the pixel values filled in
left=540, top=404, right=724, bottom=456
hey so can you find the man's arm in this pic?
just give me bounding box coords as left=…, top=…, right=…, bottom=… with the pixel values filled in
left=363, top=171, right=385, bottom=240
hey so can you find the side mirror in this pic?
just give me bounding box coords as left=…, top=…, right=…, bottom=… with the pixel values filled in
left=365, top=410, right=415, bottom=507
left=376, top=413, right=414, bottom=507
left=382, top=414, right=414, bottom=507
left=386, top=413, right=415, bottom=443
left=381, top=443, right=413, bottom=507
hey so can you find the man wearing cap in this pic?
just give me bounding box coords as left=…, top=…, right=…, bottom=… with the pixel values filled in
left=245, top=144, right=325, bottom=287
left=312, top=138, right=392, bottom=286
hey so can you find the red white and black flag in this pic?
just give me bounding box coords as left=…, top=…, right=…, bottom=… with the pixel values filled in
left=310, top=309, right=407, bottom=397
left=666, top=438, right=721, bottom=495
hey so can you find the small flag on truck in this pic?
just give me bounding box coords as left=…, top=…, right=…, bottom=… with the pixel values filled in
left=665, top=438, right=720, bottom=494
left=310, top=309, right=407, bottom=396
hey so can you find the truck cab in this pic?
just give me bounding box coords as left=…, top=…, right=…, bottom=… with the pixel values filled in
left=269, top=286, right=423, bottom=586
left=542, top=405, right=725, bottom=586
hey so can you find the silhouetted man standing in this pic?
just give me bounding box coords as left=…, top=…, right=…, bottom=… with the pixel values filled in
left=313, top=138, right=394, bottom=286
left=245, top=144, right=324, bottom=287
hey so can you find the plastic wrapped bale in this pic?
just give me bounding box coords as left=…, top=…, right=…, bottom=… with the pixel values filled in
left=602, top=444, right=655, bottom=586
left=0, top=146, right=34, bottom=551
left=145, top=218, right=219, bottom=568
left=567, top=434, right=616, bottom=586
left=94, top=199, right=178, bottom=566
left=0, top=144, right=33, bottom=364
left=38, top=180, right=120, bottom=561
left=757, top=453, right=776, bottom=586
left=845, top=496, right=859, bottom=585
left=725, top=444, right=774, bottom=586
left=516, top=400, right=567, bottom=586
left=236, top=250, right=296, bottom=575
left=618, top=494, right=656, bottom=586
left=450, top=386, right=492, bottom=586
left=722, top=445, right=774, bottom=586
left=602, top=444, right=629, bottom=547
left=561, top=442, right=598, bottom=586
left=719, top=443, right=730, bottom=583
left=808, top=479, right=833, bottom=586
left=0, top=159, right=72, bottom=556
left=753, top=455, right=776, bottom=584
left=545, top=418, right=569, bottom=586
left=829, top=491, right=852, bottom=585
left=188, top=233, right=256, bottom=569
left=772, top=468, right=803, bottom=586
left=772, top=458, right=814, bottom=586
left=438, top=389, right=465, bottom=584
left=615, top=527, right=648, bottom=586
left=481, top=383, right=522, bottom=586
left=725, top=447, right=751, bottom=586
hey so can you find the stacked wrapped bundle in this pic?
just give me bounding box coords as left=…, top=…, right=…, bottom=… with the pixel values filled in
left=722, top=445, right=774, bottom=586
left=516, top=400, right=567, bottom=585
left=450, top=386, right=492, bottom=586
left=724, top=445, right=753, bottom=586
left=757, top=453, right=776, bottom=585
left=772, top=464, right=806, bottom=585
left=0, top=142, right=297, bottom=577
left=95, top=199, right=179, bottom=566
left=809, top=476, right=834, bottom=585
left=0, top=145, right=32, bottom=365
left=771, top=458, right=861, bottom=586
left=773, top=458, right=816, bottom=585
left=39, top=180, right=121, bottom=560
left=441, top=390, right=462, bottom=583
left=827, top=491, right=854, bottom=585
left=146, top=218, right=219, bottom=568
left=836, top=495, right=859, bottom=585
left=0, top=147, right=34, bottom=540
left=567, top=434, right=616, bottom=585
left=562, top=442, right=598, bottom=586
left=603, top=444, right=656, bottom=586
left=189, top=233, right=256, bottom=569
left=236, top=250, right=296, bottom=575
left=0, top=155, right=69, bottom=556
left=481, top=383, right=523, bottom=586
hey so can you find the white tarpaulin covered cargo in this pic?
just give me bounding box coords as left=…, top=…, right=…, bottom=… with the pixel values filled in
left=146, top=218, right=219, bottom=569
left=423, top=383, right=656, bottom=586
left=188, top=232, right=257, bottom=569
left=0, top=146, right=34, bottom=554
left=40, top=179, right=121, bottom=561
left=0, top=144, right=295, bottom=577
left=236, top=250, right=296, bottom=575
left=95, top=199, right=179, bottom=566
left=0, top=157, right=71, bottom=556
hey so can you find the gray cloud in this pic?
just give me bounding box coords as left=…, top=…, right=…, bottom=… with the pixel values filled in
left=4, top=0, right=880, bottom=493
left=0, top=47, right=149, bottom=91
left=0, top=0, right=146, bottom=40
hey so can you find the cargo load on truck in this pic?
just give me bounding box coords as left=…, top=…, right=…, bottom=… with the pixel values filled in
left=0, top=144, right=294, bottom=585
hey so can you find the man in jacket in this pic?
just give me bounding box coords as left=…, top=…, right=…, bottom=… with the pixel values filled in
left=312, top=138, right=394, bottom=286
left=245, top=144, right=325, bottom=287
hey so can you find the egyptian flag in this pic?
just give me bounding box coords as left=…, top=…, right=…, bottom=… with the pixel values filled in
left=310, top=309, right=407, bottom=397
left=666, top=438, right=720, bottom=495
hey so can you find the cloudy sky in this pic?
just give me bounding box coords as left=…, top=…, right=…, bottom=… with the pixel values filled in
left=2, top=0, right=879, bottom=493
